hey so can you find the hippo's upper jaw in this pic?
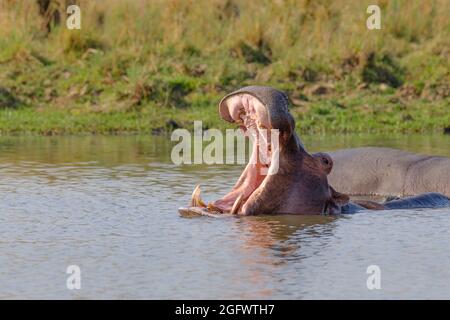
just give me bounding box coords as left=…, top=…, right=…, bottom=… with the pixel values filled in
left=191, top=89, right=284, bottom=214
left=181, top=86, right=349, bottom=216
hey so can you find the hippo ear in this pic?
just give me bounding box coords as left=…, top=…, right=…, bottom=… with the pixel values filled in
left=313, top=152, right=333, bottom=175
left=330, top=186, right=350, bottom=206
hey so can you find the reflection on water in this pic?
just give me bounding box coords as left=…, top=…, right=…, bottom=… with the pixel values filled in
left=0, top=133, right=449, bottom=299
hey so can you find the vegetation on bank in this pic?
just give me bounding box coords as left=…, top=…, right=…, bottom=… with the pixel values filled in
left=0, top=0, right=448, bottom=135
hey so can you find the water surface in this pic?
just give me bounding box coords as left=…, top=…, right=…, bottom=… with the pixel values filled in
left=0, top=133, right=449, bottom=299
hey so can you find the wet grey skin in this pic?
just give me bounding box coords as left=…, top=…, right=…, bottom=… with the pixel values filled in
left=341, top=193, right=450, bottom=214
left=328, top=147, right=450, bottom=198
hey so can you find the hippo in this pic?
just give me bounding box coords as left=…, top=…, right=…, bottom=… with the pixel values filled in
left=178, top=86, right=450, bottom=216
left=328, top=147, right=450, bottom=198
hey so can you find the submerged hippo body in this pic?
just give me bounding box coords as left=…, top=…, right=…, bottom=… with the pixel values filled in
left=329, top=147, right=450, bottom=198
left=342, top=192, right=450, bottom=214
left=178, top=86, right=450, bottom=216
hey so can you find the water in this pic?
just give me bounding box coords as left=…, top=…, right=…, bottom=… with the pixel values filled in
left=0, top=134, right=449, bottom=299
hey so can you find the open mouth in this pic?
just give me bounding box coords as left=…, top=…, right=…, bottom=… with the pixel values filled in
left=190, top=93, right=276, bottom=215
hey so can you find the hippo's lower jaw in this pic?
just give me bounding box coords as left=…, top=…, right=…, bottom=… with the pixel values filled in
left=181, top=152, right=273, bottom=216
left=189, top=157, right=270, bottom=215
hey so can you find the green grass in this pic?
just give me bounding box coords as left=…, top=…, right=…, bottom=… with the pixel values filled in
left=0, top=0, right=448, bottom=135
left=1, top=90, right=447, bottom=135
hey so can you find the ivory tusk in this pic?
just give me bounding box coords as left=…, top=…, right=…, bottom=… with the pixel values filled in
left=230, top=194, right=244, bottom=215
left=190, top=185, right=206, bottom=208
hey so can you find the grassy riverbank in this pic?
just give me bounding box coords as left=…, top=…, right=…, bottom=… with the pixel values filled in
left=0, top=0, right=448, bottom=135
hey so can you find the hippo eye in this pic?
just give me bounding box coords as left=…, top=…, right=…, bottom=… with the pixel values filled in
left=322, top=157, right=329, bottom=165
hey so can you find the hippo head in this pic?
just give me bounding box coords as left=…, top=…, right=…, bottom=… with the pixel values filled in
left=183, top=86, right=349, bottom=215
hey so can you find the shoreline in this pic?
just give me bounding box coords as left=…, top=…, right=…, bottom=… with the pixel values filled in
left=0, top=105, right=448, bottom=136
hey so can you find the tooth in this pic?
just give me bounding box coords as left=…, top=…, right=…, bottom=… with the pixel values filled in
left=190, top=185, right=206, bottom=207
left=230, top=194, right=244, bottom=215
